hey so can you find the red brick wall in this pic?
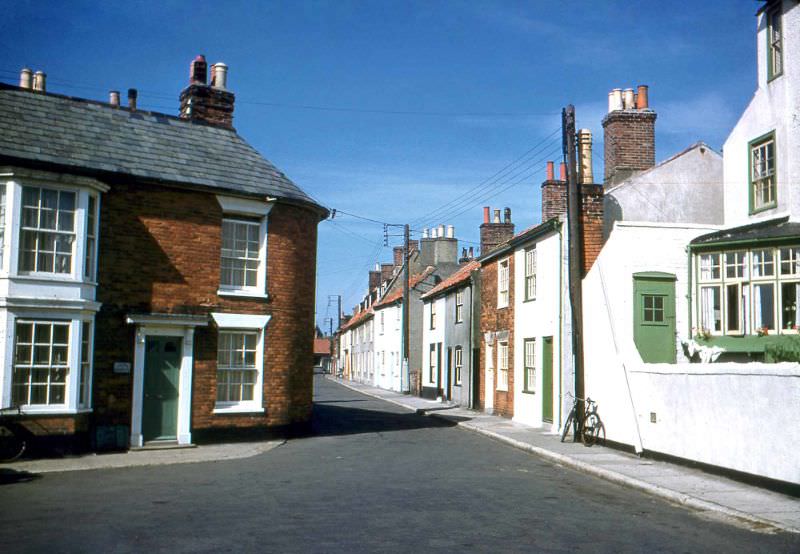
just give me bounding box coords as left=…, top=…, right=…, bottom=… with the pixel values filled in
left=581, top=185, right=604, bottom=274
left=478, top=255, right=515, bottom=419
left=541, top=180, right=567, bottom=222
left=602, top=110, right=656, bottom=184
left=480, top=223, right=514, bottom=257
left=93, top=180, right=319, bottom=437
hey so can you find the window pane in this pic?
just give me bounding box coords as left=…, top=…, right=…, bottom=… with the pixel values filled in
left=781, top=282, right=798, bottom=330
left=700, top=286, right=721, bottom=332
left=753, top=283, right=775, bottom=330
left=726, top=284, right=740, bottom=332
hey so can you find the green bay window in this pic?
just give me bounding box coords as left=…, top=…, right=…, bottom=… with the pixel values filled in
left=750, top=133, right=776, bottom=213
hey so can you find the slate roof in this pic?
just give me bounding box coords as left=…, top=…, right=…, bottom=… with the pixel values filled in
left=690, top=216, right=800, bottom=247
left=420, top=260, right=480, bottom=301
left=0, top=84, right=325, bottom=214
left=479, top=218, right=560, bottom=263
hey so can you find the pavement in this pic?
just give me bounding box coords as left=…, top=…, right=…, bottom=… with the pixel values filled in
left=2, top=440, right=283, bottom=474
left=327, top=376, right=800, bottom=535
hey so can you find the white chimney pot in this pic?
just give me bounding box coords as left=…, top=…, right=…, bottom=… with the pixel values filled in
left=213, top=62, right=228, bottom=89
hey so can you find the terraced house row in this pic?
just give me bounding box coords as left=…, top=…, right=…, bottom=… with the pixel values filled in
left=336, top=1, right=799, bottom=487
left=0, top=55, right=326, bottom=452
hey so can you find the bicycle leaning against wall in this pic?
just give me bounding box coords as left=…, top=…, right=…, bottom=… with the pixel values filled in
left=560, top=394, right=606, bottom=447
left=0, top=406, right=27, bottom=462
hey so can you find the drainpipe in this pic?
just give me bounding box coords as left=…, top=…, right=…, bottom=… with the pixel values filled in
left=687, top=246, right=694, bottom=338
left=558, top=222, right=564, bottom=431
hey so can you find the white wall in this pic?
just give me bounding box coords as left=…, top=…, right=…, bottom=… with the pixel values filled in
left=582, top=222, right=718, bottom=450
left=421, top=297, right=446, bottom=389
left=374, top=305, right=403, bottom=391
left=513, top=231, right=562, bottom=429
left=723, top=1, right=799, bottom=226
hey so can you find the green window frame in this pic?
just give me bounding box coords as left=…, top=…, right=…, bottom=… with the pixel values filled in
left=748, top=132, right=777, bottom=214
left=767, top=5, right=783, bottom=81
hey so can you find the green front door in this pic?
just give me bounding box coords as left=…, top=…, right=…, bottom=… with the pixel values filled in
left=542, top=337, right=553, bottom=423
left=633, top=273, right=677, bottom=363
left=142, top=336, right=182, bottom=441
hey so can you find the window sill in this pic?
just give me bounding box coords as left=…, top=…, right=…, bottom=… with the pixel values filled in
left=749, top=203, right=777, bottom=216
left=10, top=406, right=93, bottom=415
left=11, top=273, right=87, bottom=284
left=217, top=289, right=269, bottom=300
left=213, top=405, right=265, bottom=414
left=523, top=297, right=536, bottom=303
left=495, top=387, right=508, bottom=393
left=522, top=390, right=536, bottom=395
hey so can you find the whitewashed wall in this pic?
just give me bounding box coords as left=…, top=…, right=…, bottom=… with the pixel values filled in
left=374, top=305, right=403, bottom=391
left=723, top=1, right=799, bottom=226
left=513, top=230, right=562, bottom=429
left=421, top=297, right=446, bottom=390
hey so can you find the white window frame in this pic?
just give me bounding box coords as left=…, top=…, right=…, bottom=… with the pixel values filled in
left=525, top=247, right=536, bottom=301
left=3, top=315, right=94, bottom=414
left=430, top=301, right=436, bottom=330
left=455, top=289, right=464, bottom=323
left=523, top=338, right=536, bottom=393
left=767, top=5, right=783, bottom=80
left=428, top=343, right=436, bottom=386
left=211, top=312, right=270, bottom=413
left=215, top=196, right=272, bottom=299
left=497, top=340, right=508, bottom=391
left=498, top=258, right=510, bottom=308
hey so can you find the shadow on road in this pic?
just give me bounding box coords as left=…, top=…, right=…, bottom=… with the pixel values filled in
left=311, top=402, right=456, bottom=437
left=0, top=467, right=40, bottom=485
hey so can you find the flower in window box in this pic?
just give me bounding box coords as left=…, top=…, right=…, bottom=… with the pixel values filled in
left=757, top=326, right=769, bottom=337
left=693, top=327, right=712, bottom=341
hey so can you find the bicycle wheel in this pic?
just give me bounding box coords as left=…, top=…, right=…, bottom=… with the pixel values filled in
left=582, top=413, right=602, bottom=446
left=0, top=433, right=25, bottom=463
left=560, top=410, right=575, bottom=443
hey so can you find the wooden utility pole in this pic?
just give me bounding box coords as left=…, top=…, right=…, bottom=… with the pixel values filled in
left=563, top=105, right=585, bottom=432
left=401, top=224, right=410, bottom=393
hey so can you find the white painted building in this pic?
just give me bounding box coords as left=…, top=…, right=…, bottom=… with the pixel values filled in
left=374, top=303, right=402, bottom=391
left=420, top=295, right=446, bottom=397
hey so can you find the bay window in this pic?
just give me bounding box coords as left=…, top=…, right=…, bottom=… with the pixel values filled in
left=19, top=186, right=76, bottom=274
left=695, top=245, right=800, bottom=337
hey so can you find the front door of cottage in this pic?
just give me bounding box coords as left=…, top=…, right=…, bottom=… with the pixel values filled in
left=142, top=336, right=182, bottom=441
left=633, top=272, right=677, bottom=363
left=542, top=337, right=554, bottom=423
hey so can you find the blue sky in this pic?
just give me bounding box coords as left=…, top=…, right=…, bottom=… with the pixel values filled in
left=1, top=1, right=761, bottom=330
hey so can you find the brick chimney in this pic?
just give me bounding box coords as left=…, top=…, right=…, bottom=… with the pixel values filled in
left=602, top=84, right=655, bottom=185
left=480, top=206, right=514, bottom=256
left=179, top=55, right=235, bottom=128
left=368, top=265, right=381, bottom=292
left=541, top=161, right=567, bottom=222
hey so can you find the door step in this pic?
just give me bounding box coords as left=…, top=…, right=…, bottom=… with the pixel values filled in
left=131, top=440, right=196, bottom=452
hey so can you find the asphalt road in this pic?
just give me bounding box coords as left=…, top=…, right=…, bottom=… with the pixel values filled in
left=0, top=375, right=798, bottom=553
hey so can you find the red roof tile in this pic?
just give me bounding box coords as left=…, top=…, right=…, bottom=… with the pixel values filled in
left=339, top=307, right=373, bottom=332
left=374, top=267, right=437, bottom=308
left=313, top=338, right=332, bottom=355
left=421, top=260, right=480, bottom=300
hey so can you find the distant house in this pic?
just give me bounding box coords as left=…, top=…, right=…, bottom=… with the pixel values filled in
left=313, top=337, right=332, bottom=373
left=0, top=56, right=326, bottom=452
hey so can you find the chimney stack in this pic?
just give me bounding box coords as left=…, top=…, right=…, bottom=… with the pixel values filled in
left=541, top=160, right=568, bottom=221
left=546, top=161, right=555, bottom=181
left=577, top=129, right=594, bottom=184
left=483, top=206, right=490, bottom=224
left=180, top=55, right=236, bottom=128
left=127, top=88, right=137, bottom=111
left=19, top=68, right=32, bottom=90
left=109, top=90, right=120, bottom=108
left=393, top=246, right=404, bottom=268
left=559, top=162, right=567, bottom=181
left=480, top=206, right=515, bottom=256
left=602, top=84, right=656, bottom=185
left=32, top=71, right=46, bottom=93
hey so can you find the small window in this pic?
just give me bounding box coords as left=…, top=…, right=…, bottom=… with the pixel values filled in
left=454, top=346, right=463, bottom=385
left=428, top=344, right=436, bottom=384
left=498, top=258, right=510, bottom=308
left=455, top=290, right=464, bottom=323
left=699, top=286, right=722, bottom=333
left=642, top=294, right=665, bottom=323
left=767, top=6, right=783, bottom=80
left=497, top=340, right=509, bottom=391
left=380, top=311, right=385, bottom=335
left=430, top=301, right=436, bottom=330
left=699, top=253, right=721, bottom=281
left=725, top=251, right=747, bottom=279
left=525, top=248, right=537, bottom=301
left=750, top=134, right=776, bottom=212
left=523, top=339, right=535, bottom=393
left=216, top=332, right=259, bottom=405
left=752, top=248, right=775, bottom=278
left=780, top=247, right=800, bottom=276
left=220, top=219, right=261, bottom=290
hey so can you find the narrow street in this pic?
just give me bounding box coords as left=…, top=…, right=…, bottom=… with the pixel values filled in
left=1, top=376, right=797, bottom=553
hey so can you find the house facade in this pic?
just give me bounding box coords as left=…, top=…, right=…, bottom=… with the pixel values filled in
left=420, top=259, right=479, bottom=406
left=0, top=57, right=326, bottom=452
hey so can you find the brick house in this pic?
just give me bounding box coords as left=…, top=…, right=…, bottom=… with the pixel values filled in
left=0, top=56, right=327, bottom=452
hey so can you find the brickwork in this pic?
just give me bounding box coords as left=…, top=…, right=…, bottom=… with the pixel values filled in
left=179, top=84, right=235, bottom=128
left=541, top=179, right=567, bottom=221
left=581, top=185, right=605, bottom=274
left=480, top=223, right=514, bottom=256
left=478, top=256, right=515, bottom=418
left=93, top=180, right=319, bottom=438
left=602, top=110, right=656, bottom=185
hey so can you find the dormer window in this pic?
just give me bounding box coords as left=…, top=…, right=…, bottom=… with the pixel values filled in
left=767, top=5, right=783, bottom=81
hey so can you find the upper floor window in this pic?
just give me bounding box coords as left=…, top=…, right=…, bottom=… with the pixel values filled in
left=84, top=195, right=98, bottom=280
left=430, top=301, right=437, bottom=329
left=221, top=219, right=260, bottom=289
left=0, top=186, right=6, bottom=269
left=380, top=311, right=385, bottom=335
left=767, top=6, right=783, bottom=80
left=498, top=258, right=510, bottom=308
left=750, top=133, right=776, bottom=213
left=525, top=247, right=537, bottom=301
left=19, top=186, right=76, bottom=274
left=455, top=290, right=464, bottom=323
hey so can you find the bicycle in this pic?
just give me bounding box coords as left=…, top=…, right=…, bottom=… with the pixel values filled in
left=560, top=394, right=606, bottom=447
left=0, top=406, right=27, bottom=462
